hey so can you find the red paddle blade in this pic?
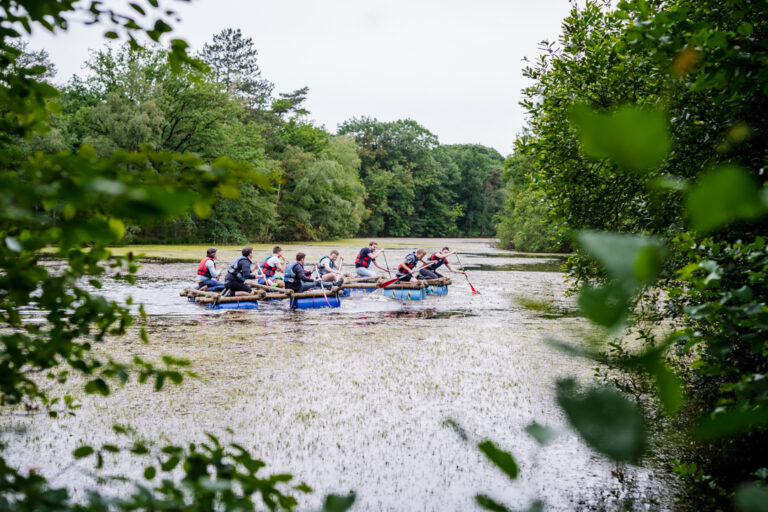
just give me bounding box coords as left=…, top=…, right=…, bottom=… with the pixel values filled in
left=469, top=283, right=479, bottom=294
left=379, top=277, right=399, bottom=288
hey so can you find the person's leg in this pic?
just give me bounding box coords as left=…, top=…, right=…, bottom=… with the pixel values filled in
left=226, top=281, right=254, bottom=296
left=299, top=281, right=321, bottom=292
left=201, top=279, right=225, bottom=292
left=321, top=273, right=335, bottom=282
left=418, top=268, right=439, bottom=280
left=356, top=267, right=377, bottom=278
left=397, top=273, right=413, bottom=282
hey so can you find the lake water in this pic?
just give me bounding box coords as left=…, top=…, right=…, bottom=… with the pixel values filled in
left=1, top=238, right=676, bottom=511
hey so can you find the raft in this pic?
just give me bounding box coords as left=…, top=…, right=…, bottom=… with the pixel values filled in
left=339, top=276, right=452, bottom=301
left=180, top=283, right=344, bottom=310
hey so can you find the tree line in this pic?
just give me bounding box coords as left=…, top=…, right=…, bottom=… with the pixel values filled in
left=23, top=29, right=509, bottom=244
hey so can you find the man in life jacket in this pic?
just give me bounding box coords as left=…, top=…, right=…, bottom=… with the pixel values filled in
left=354, top=241, right=387, bottom=278
left=223, top=246, right=258, bottom=296
left=395, top=248, right=430, bottom=282
left=258, top=246, right=286, bottom=285
left=423, top=246, right=466, bottom=279
left=318, top=249, right=345, bottom=286
left=196, top=247, right=225, bottom=292
left=284, top=252, right=325, bottom=292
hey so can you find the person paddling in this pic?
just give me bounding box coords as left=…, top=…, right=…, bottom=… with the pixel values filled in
left=196, top=247, right=225, bottom=292
left=223, top=247, right=258, bottom=296
left=259, top=246, right=285, bottom=285
left=284, top=252, right=325, bottom=293
left=318, top=249, right=345, bottom=286
left=424, top=247, right=466, bottom=279
left=395, top=249, right=430, bottom=282
left=354, top=241, right=388, bottom=278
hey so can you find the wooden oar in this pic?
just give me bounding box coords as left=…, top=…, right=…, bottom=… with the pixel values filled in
left=454, top=253, right=479, bottom=294
left=315, top=267, right=331, bottom=307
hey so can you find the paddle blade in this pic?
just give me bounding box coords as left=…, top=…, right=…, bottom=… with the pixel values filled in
left=465, top=275, right=479, bottom=294
left=379, top=277, right=399, bottom=288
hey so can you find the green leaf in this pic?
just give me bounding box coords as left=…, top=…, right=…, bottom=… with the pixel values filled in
left=476, top=494, right=512, bottom=512
left=568, top=104, right=670, bottom=173
left=696, top=406, right=768, bottom=439
left=525, top=422, right=557, bottom=445
left=578, top=283, right=631, bottom=329
left=556, top=379, right=646, bottom=463
left=577, top=231, right=665, bottom=286
left=477, top=441, right=519, bottom=480
left=144, top=466, right=156, bottom=480
left=73, top=446, right=94, bottom=458
left=320, top=492, right=356, bottom=512
left=735, top=483, right=768, bottom=512
left=686, top=166, right=765, bottom=233
left=84, top=378, right=110, bottom=396
left=161, top=455, right=180, bottom=471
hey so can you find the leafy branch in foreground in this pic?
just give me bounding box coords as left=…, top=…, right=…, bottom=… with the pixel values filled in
left=0, top=1, right=353, bottom=510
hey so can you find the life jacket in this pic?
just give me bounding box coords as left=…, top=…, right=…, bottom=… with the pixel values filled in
left=318, top=255, right=334, bottom=276
left=355, top=248, right=372, bottom=268
left=227, top=255, right=250, bottom=282
left=262, top=255, right=279, bottom=278
left=398, top=252, right=418, bottom=274
left=197, top=257, right=215, bottom=278
left=284, top=261, right=299, bottom=284
left=428, top=252, right=446, bottom=270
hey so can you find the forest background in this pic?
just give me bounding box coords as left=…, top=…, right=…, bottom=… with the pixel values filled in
left=18, top=28, right=556, bottom=250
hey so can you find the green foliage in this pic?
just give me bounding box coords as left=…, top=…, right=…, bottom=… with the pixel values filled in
left=477, top=440, right=519, bottom=480
left=0, top=3, right=352, bottom=510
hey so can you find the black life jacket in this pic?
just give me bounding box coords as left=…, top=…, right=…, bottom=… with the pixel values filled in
left=197, top=257, right=215, bottom=278
left=428, top=252, right=446, bottom=270
left=262, top=255, right=278, bottom=278
left=398, top=252, right=418, bottom=274
left=318, top=255, right=334, bottom=276
left=355, top=248, right=372, bottom=268
left=227, top=255, right=250, bottom=282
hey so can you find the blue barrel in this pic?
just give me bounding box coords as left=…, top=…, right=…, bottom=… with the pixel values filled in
left=426, top=285, right=448, bottom=296
left=382, top=288, right=426, bottom=301
left=340, top=288, right=351, bottom=297
left=290, top=296, right=341, bottom=309
left=209, top=301, right=259, bottom=310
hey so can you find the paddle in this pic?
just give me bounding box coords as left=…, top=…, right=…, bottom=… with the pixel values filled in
left=379, top=264, right=421, bottom=288
left=382, top=249, right=392, bottom=277
left=313, top=265, right=331, bottom=307
left=454, top=253, right=479, bottom=294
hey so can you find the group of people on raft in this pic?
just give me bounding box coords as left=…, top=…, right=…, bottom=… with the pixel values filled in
left=196, top=241, right=467, bottom=297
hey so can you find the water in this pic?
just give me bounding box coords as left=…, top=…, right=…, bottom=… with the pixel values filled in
left=2, top=239, right=675, bottom=511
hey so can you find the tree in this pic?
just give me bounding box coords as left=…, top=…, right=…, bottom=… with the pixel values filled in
left=201, top=28, right=274, bottom=112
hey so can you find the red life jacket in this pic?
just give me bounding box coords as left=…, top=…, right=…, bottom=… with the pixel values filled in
left=398, top=252, right=418, bottom=273
left=197, top=257, right=215, bottom=278
left=355, top=248, right=373, bottom=268
left=262, top=256, right=278, bottom=278
left=428, top=252, right=446, bottom=270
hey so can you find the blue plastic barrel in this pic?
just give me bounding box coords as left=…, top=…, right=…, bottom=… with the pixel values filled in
left=426, top=285, right=448, bottom=296
left=209, top=301, right=259, bottom=310
left=290, top=296, right=341, bottom=309
left=382, top=288, right=426, bottom=301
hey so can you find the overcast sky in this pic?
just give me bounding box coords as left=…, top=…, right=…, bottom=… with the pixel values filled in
left=30, top=0, right=574, bottom=155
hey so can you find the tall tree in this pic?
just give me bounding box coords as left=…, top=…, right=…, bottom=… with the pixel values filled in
left=201, top=28, right=274, bottom=112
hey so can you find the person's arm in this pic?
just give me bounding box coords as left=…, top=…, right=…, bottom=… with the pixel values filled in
left=206, top=259, right=220, bottom=278
left=444, top=261, right=465, bottom=274
left=373, top=256, right=388, bottom=272
left=242, top=260, right=257, bottom=280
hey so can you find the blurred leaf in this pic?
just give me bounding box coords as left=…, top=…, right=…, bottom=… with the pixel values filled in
left=476, top=494, right=512, bottom=512
left=696, top=406, right=768, bottom=439
left=686, top=166, right=765, bottom=233
left=73, top=446, right=94, bottom=458
left=525, top=422, right=557, bottom=445
left=556, top=379, right=646, bottom=463
left=568, top=104, right=670, bottom=173
left=442, top=418, right=468, bottom=441
left=478, top=441, right=519, bottom=480
left=577, top=231, right=665, bottom=286
left=578, top=283, right=631, bottom=329
left=735, top=483, right=768, bottom=512
left=144, top=466, right=156, bottom=480
left=84, top=378, right=110, bottom=396
left=319, top=492, right=356, bottom=512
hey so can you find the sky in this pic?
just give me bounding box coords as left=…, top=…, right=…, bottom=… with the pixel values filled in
left=29, top=0, right=574, bottom=156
